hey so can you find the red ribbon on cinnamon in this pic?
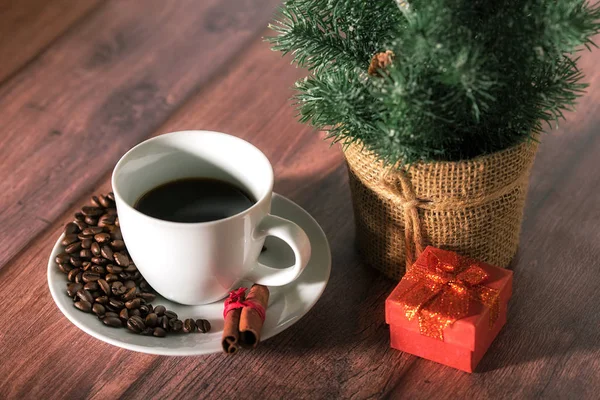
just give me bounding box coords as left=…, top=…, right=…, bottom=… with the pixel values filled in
left=221, top=285, right=269, bottom=354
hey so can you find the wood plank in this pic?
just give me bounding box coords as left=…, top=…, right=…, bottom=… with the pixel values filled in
left=0, top=0, right=281, bottom=271
left=2, top=30, right=600, bottom=400
left=0, top=0, right=102, bottom=84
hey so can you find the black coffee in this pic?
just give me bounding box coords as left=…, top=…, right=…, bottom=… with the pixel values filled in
left=134, top=178, right=255, bottom=223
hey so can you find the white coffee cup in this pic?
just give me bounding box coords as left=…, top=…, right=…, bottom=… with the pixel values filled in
left=111, top=130, right=311, bottom=305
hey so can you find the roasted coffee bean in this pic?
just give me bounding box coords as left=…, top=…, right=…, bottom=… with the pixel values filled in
left=82, top=272, right=100, bottom=283
left=102, top=316, right=123, bottom=328
left=153, top=327, right=167, bottom=337
left=139, top=281, right=151, bottom=292
left=147, top=304, right=153, bottom=313
left=113, top=252, right=129, bottom=267
left=138, top=305, right=150, bottom=317
left=65, top=241, right=82, bottom=254
left=82, top=262, right=92, bottom=271
left=83, top=226, right=104, bottom=235
left=74, top=212, right=85, bottom=221
left=130, top=309, right=141, bottom=317
left=119, top=308, right=129, bottom=321
left=58, top=263, right=73, bottom=274
left=169, top=319, right=183, bottom=332
left=112, top=284, right=127, bottom=296
left=164, top=310, right=178, bottom=320
left=99, top=195, right=112, bottom=208
left=110, top=240, right=125, bottom=250
left=109, top=227, right=123, bottom=240
left=82, top=206, right=103, bottom=217
left=160, top=316, right=169, bottom=330
left=106, top=208, right=117, bottom=216
left=67, top=268, right=80, bottom=282
left=83, top=281, right=99, bottom=291
left=89, top=290, right=101, bottom=299
left=115, top=217, right=119, bottom=227
left=100, top=246, right=114, bottom=260
left=138, top=293, right=156, bottom=302
left=109, top=299, right=125, bottom=309
left=76, top=289, right=94, bottom=303
left=196, top=319, right=211, bottom=333
left=78, top=232, right=93, bottom=240
left=70, top=256, right=83, bottom=267
left=65, top=222, right=80, bottom=235
left=104, top=312, right=119, bottom=318
left=61, top=234, right=79, bottom=246
left=66, top=283, right=83, bottom=297
left=85, top=216, right=98, bottom=225
left=106, top=265, right=122, bottom=274
left=154, top=305, right=166, bottom=316
left=95, top=296, right=109, bottom=305
left=91, top=242, right=101, bottom=256
left=55, top=252, right=70, bottom=264
left=141, top=327, right=154, bottom=336
left=126, top=298, right=142, bottom=310
left=105, top=273, right=119, bottom=283
left=81, top=238, right=93, bottom=249
left=183, top=319, right=197, bottom=333
left=92, top=303, right=106, bottom=316
left=124, top=280, right=136, bottom=289
left=73, top=220, right=88, bottom=231
left=107, top=192, right=115, bottom=201
left=91, top=265, right=106, bottom=274
left=91, top=196, right=103, bottom=208
left=75, top=271, right=84, bottom=284
left=127, top=316, right=145, bottom=333
left=92, top=257, right=109, bottom=265
left=98, top=279, right=110, bottom=294
left=98, top=214, right=116, bottom=227
left=124, top=265, right=137, bottom=273
left=123, top=287, right=137, bottom=301
left=145, top=313, right=158, bottom=327
left=79, top=249, right=93, bottom=259
left=94, top=233, right=110, bottom=243
left=74, top=301, right=92, bottom=312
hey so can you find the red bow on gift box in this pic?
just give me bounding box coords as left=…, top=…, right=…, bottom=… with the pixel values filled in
left=397, top=249, right=500, bottom=340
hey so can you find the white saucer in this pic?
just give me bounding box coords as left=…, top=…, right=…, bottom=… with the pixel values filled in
left=47, top=193, right=331, bottom=356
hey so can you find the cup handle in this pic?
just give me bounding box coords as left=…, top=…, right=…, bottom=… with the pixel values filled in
left=244, top=214, right=311, bottom=286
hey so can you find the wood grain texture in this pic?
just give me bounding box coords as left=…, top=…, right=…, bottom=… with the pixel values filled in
left=1, top=18, right=600, bottom=400
left=0, top=0, right=280, bottom=271
left=0, top=0, right=102, bottom=84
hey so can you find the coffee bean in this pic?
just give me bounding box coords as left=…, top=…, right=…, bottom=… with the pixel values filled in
left=146, top=304, right=153, bottom=313
left=141, top=328, right=153, bottom=336
left=106, top=265, right=122, bottom=274
left=92, top=303, right=106, bottom=316
left=91, top=242, right=101, bottom=256
left=79, top=249, right=93, bottom=259
left=65, top=222, right=80, bottom=235
left=95, top=295, right=109, bottom=304
left=61, top=234, right=79, bottom=246
left=110, top=240, right=125, bottom=250
left=169, top=319, right=183, bottom=332
left=58, top=263, right=73, bottom=274
left=105, top=274, right=119, bottom=283
left=91, top=265, right=106, bottom=274
left=138, top=293, right=156, bottom=302
left=124, top=265, right=137, bottom=274
left=112, top=284, right=127, bottom=296
left=183, top=319, right=197, bottom=333
left=70, top=256, right=83, bottom=267
left=82, top=206, right=103, bottom=217
left=138, top=305, right=150, bottom=317
left=91, top=196, right=103, bottom=208
left=126, top=298, right=142, bottom=310
left=139, top=281, right=151, bottom=292
left=91, top=257, right=109, bottom=265
left=124, top=280, right=136, bottom=289
left=55, top=252, right=70, bottom=264
left=66, top=283, right=83, bottom=297
left=99, top=195, right=112, bottom=208
left=85, top=216, right=98, bottom=225
left=127, top=316, right=145, bottom=333
left=154, top=305, right=166, bottom=316
left=106, top=207, right=117, bottom=216
left=145, top=313, right=158, bottom=327
left=73, top=220, right=88, bottom=231
left=109, top=227, right=123, bottom=240
left=119, top=308, right=129, bottom=321
left=107, top=192, right=115, bottom=201
left=83, top=227, right=104, bottom=235
left=94, top=233, right=110, bottom=243
left=109, top=299, right=124, bottom=309
left=81, top=238, right=93, bottom=249
left=115, top=217, right=119, bottom=227
left=74, top=212, right=85, bottom=221
left=102, top=316, right=123, bottom=328
left=130, top=309, right=141, bottom=317
left=101, top=246, right=114, bottom=261
left=113, top=252, right=129, bottom=267
left=82, top=272, right=101, bottom=283
left=123, top=287, right=137, bottom=301
left=98, top=279, right=110, bottom=294
left=98, top=214, right=116, bottom=227
left=196, top=319, right=211, bottom=333
left=83, top=281, right=99, bottom=291
left=104, top=312, right=119, bottom=318
left=74, top=301, right=92, bottom=312
left=160, top=316, right=169, bottom=330
left=67, top=268, right=80, bottom=282
left=65, top=241, right=82, bottom=254
left=76, top=289, right=94, bottom=303
left=164, top=311, right=178, bottom=320
left=153, top=327, right=167, bottom=337
left=78, top=232, right=93, bottom=240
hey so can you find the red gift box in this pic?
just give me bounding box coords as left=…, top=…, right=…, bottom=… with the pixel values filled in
left=385, top=246, right=513, bottom=373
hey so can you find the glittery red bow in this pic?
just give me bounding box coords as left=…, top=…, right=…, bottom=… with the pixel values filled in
left=396, top=249, right=500, bottom=340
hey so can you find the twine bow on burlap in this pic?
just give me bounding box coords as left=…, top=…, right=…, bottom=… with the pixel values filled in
left=396, top=249, right=500, bottom=340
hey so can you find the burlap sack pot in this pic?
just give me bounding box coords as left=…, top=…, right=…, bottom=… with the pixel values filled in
left=343, top=139, right=539, bottom=280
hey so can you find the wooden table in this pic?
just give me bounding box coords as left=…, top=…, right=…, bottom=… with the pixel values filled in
left=1, top=2, right=599, bottom=399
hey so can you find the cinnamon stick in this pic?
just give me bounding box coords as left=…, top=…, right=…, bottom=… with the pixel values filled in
left=239, top=284, right=269, bottom=349
left=221, top=291, right=245, bottom=354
